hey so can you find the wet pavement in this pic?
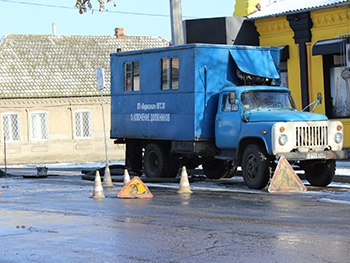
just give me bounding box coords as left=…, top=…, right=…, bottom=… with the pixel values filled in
left=0, top=162, right=349, bottom=263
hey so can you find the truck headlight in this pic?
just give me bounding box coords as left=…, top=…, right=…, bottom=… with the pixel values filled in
left=334, top=132, right=343, bottom=144
left=278, top=134, right=288, bottom=146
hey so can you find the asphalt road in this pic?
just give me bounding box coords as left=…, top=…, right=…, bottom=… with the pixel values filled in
left=0, top=165, right=349, bottom=263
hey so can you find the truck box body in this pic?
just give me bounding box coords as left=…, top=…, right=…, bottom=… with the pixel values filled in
left=110, top=44, right=280, bottom=142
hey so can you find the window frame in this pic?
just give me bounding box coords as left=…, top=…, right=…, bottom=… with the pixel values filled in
left=161, top=57, right=179, bottom=90
left=2, top=112, right=21, bottom=142
left=322, top=53, right=350, bottom=119
left=124, top=61, right=140, bottom=92
left=74, top=110, right=92, bottom=139
left=313, top=39, right=350, bottom=119
left=30, top=111, right=49, bottom=141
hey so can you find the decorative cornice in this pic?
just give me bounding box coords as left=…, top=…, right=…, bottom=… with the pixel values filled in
left=255, top=17, right=292, bottom=36
left=0, top=96, right=110, bottom=107
left=312, top=6, right=350, bottom=27
left=255, top=6, right=350, bottom=36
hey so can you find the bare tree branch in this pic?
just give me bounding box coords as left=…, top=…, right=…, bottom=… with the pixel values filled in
left=75, top=0, right=114, bottom=14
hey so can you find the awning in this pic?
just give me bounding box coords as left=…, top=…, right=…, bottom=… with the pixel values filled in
left=229, top=48, right=280, bottom=79
left=312, top=38, right=347, bottom=56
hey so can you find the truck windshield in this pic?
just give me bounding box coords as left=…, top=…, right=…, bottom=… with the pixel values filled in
left=241, top=91, right=296, bottom=110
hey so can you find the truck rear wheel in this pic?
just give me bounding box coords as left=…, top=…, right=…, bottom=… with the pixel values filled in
left=304, top=160, right=335, bottom=187
left=241, top=144, right=271, bottom=189
left=144, top=143, right=179, bottom=178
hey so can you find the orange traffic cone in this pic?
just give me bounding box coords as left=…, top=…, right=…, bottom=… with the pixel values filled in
left=123, top=169, right=130, bottom=185
left=91, top=170, right=105, bottom=199
left=178, top=166, right=193, bottom=194
left=102, top=164, right=113, bottom=188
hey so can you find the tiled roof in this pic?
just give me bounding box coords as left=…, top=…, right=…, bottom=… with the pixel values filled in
left=0, top=34, right=170, bottom=99
left=248, top=0, right=350, bottom=19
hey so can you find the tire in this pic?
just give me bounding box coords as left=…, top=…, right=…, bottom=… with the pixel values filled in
left=203, top=159, right=232, bottom=179
left=143, top=143, right=179, bottom=178
left=241, top=144, right=271, bottom=189
left=304, top=160, right=335, bottom=187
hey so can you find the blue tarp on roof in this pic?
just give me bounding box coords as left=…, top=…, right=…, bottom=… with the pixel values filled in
left=229, top=49, right=280, bottom=79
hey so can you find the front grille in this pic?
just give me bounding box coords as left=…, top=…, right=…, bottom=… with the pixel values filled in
left=295, top=125, right=328, bottom=147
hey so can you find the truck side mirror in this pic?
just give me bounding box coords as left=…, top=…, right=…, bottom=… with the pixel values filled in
left=228, top=92, right=236, bottom=104
left=317, top=92, right=322, bottom=104
left=305, top=92, right=323, bottom=112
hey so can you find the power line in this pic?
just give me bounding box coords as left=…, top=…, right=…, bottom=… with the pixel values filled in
left=0, top=0, right=196, bottom=18
left=0, top=0, right=73, bottom=11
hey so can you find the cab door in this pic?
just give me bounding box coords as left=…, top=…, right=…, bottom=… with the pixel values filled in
left=215, top=92, right=242, bottom=149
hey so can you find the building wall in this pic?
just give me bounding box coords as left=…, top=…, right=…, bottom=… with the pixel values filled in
left=234, top=0, right=260, bottom=17
left=0, top=97, right=125, bottom=165
left=254, top=16, right=303, bottom=109
left=310, top=6, right=350, bottom=148
left=254, top=6, right=350, bottom=148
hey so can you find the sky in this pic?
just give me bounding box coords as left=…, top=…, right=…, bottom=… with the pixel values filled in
left=0, top=0, right=237, bottom=41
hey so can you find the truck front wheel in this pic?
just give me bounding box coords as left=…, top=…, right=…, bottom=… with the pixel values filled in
left=241, top=144, right=271, bottom=189
left=304, top=160, right=335, bottom=187
left=144, top=143, right=179, bottom=178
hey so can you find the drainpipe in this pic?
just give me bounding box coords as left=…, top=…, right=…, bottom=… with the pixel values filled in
left=287, top=12, right=313, bottom=110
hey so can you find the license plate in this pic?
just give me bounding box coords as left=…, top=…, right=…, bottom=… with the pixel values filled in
left=306, top=152, right=326, bottom=159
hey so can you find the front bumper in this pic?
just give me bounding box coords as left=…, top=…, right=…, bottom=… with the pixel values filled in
left=275, top=150, right=348, bottom=161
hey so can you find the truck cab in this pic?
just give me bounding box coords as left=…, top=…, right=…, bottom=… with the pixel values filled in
left=215, top=86, right=346, bottom=188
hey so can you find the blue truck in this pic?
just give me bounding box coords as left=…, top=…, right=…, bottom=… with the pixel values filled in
left=110, top=44, right=347, bottom=189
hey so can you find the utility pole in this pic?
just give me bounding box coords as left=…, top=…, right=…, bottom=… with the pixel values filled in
left=169, top=0, right=185, bottom=45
